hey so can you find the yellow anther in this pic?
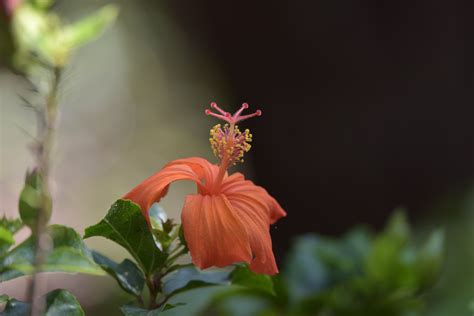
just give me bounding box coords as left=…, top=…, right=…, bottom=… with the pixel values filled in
left=208, top=123, right=253, bottom=165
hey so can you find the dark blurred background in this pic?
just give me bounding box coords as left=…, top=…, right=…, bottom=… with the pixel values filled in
left=162, top=0, right=474, bottom=258
left=1, top=0, right=473, bottom=314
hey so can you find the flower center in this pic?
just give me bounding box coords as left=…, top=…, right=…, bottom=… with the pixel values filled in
left=210, top=124, right=252, bottom=165
left=205, top=102, right=262, bottom=192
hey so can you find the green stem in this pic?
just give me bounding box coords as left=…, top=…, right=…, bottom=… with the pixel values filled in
left=146, top=276, right=159, bottom=309
left=146, top=246, right=188, bottom=310
left=27, top=66, right=62, bottom=316
left=136, top=295, right=145, bottom=308
left=165, top=247, right=187, bottom=267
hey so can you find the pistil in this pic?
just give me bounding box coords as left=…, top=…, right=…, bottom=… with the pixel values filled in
left=205, top=102, right=260, bottom=192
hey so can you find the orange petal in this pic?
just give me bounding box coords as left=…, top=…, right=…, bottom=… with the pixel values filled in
left=123, top=157, right=217, bottom=221
left=181, top=194, right=252, bottom=269
left=227, top=194, right=279, bottom=274
left=165, top=157, right=220, bottom=188
left=221, top=172, right=287, bottom=223
left=221, top=173, right=286, bottom=274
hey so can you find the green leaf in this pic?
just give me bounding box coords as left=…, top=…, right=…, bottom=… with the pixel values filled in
left=0, top=228, right=15, bottom=254
left=365, top=211, right=417, bottom=291
left=161, top=303, right=186, bottom=311
left=120, top=303, right=186, bottom=316
left=0, top=295, right=8, bottom=303
left=0, top=225, right=103, bottom=281
left=0, top=217, right=23, bottom=235
left=0, top=297, right=30, bottom=316
left=60, top=4, right=119, bottom=49
left=284, top=235, right=327, bottom=299
left=284, top=234, right=363, bottom=300
left=18, top=169, right=51, bottom=229
left=32, top=0, right=55, bottom=10
left=385, top=209, right=410, bottom=243
left=416, top=229, right=445, bottom=289
left=0, top=216, right=20, bottom=258
left=0, top=290, right=84, bottom=316
left=44, top=289, right=84, bottom=316
left=231, top=264, right=275, bottom=295
left=178, top=225, right=188, bottom=251
left=162, top=265, right=233, bottom=296
left=91, top=251, right=145, bottom=296
left=202, top=289, right=276, bottom=316
left=469, top=300, right=474, bottom=314
left=84, top=199, right=167, bottom=275
left=149, top=203, right=175, bottom=251
left=120, top=305, right=161, bottom=316
left=159, top=285, right=239, bottom=316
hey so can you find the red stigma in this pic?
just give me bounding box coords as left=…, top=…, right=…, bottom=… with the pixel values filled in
left=205, top=102, right=262, bottom=125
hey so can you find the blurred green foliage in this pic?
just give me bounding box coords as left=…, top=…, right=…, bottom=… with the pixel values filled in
left=0, top=217, right=22, bottom=255
left=165, top=210, right=445, bottom=316
left=0, top=224, right=104, bottom=282
left=422, top=187, right=474, bottom=316
left=1, top=0, right=118, bottom=75
left=0, top=289, right=85, bottom=316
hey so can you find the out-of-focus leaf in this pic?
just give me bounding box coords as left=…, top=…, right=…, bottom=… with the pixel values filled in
left=365, top=210, right=418, bottom=292
left=416, top=229, right=445, bottom=289
left=92, top=251, right=145, bottom=296
left=284, top=235, right=326, bottom=299
left=203, top=293, right=276, bottom=316
left=0, top=217, right=20, bottom=254
left=60, top=4, right=118, bottom=49
left=11, top=2, right=117, bottom=68
left=149, top=203, right=175, bottom=251
left=178, top=225, right=188, bottom=251
left=231, top=264, right=275, bottom=295
left=0, top=227, right=14, bottom=254
left=0, top=290, right=84, bottom=316
left=44, top=289, right=84, bottom=316
left=0, top=217, right=22, bottom=235
left=0, top=294, right=8, bottom=303
left=162, top=265, right=233, bottom=297
left=342, top=227, right=372, bottom=263
left=161, top=303, right=185, bottom=311
left=120, top=302, right=186, bottom=316
left=0, top=297, right=30, bottom=316
left=284, top=234, right=362, bottom=300
left=84, top=199, right=167, bottom=275
left=159, top=285, right=240, bottom=316
left=385, top=209, right=411, bottom=243
left=33, top=0, right=55, bottom=10
left=162, top=265, right=276, bottom=315
left=469, top=300, right=474, bottom=314
left=18, top=169, right=51, bottom=229
left=0, top=225, right=103, bottom=281
left=120, top=305, right=162, bottom=316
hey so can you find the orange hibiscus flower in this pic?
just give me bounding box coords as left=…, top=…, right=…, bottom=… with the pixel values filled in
left=124, top=103, right=286, bottom=275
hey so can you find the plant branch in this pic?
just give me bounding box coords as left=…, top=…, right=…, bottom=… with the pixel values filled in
left=26, top=66, right=62, bottom=316
left=146, top=276, right=159, bottom=310
left=165, top=247, right=187, bottom=267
